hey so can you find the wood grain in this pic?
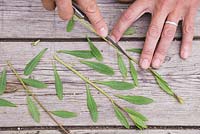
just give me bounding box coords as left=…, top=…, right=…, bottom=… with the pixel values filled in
left=1, top=129, right=200, bottom=134
left=1, top=0, right=200, bottom=38
left=0, top=41, right=199, bottom=127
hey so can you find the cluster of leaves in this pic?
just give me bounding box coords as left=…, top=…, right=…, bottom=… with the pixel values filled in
left=54, top=36, right=154, bottom=129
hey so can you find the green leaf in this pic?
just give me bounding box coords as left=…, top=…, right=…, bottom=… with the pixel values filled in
left=124, top=108, right=148, bottom=121
left=31, top=39, right=40, bottom=46
left=113, top=105, right=130, bottom=129
left=51, top=110, right=77, bottom=118
left=22, top=78, right=47, bottom=89
left=0, top=98, right=16, bottom=107
left=0, top=68, right=7, bottom=95
left=53, top=64, right=63, bottom=100
left=94, top=81, right=135, bottom=90
left=27, top=96, right=40, bottom=123
left=24, top=48, right=48, bottom=76
left=129, top=114, right=147, bottom=129
left=123, top=27, right=135, bottom=35
left=129, top=60, right=138, bottom=86
left=57, top=50, right=94, bottom=59
left=126, top=48, right=142, bottom=54
left=155, top=76, right=174, bottom=96
left=87, top=36, right=103, bottom=61
left=86, top=84, right=98, bottom=122
left=66, top=17, right=75, bottom=32
left=80, top=60, right=114, bottom=76
left=117, top=53, right=127, bottom=78
left=116, top=95, right=153, bottom=105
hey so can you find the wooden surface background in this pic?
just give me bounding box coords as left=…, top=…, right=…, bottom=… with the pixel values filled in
left=0, top=0, right=200, bottom=134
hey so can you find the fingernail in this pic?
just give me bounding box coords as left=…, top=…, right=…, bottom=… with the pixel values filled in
left=100, top=27, right=108, bottom=37
left=140, top=59, right=149, bottom=69
left=181, top=51, right=189, bottom=59
left=152, top=59, right=161, bottom=68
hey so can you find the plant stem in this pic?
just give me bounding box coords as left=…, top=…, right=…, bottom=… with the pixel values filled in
left=7, top=61, right=70, bottom=134
left=74, top=15, right=183, bottom=103
left=54, top=54, right=115, bottom=104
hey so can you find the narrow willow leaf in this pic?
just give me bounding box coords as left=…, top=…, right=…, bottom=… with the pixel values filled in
left=51, top=110, right=77, bottom=118
left=86, top=84, right=98, bottom=122
left=87, top=36, right=103, bottom=61
left=31, top=39, right=40, bottom=46
left=0, top=98, right=16, bottom=107
left=53, top=64, right=63, bottom=100
left=114, top=105, right=130, bottom=129
left=57, top=50, right=94, bottom=59
left=22, top=78, right=47, bottom=89
left=94, top=81, right=135, bottom=90
left=66, top=17, right=75, bottom=32
left=123, top=27, right=135, bottom=35
left=116, top=95, right=153, bottom=105
left=0, top=68, right=7, bottom=95
left=129, top=114, right=147, bottom=129
left=129, top=60, right=138, bottom=86
left=117, top=53, right=127, bottom=78
left=24, top=48, right=48, bottom=75
left=155, top=76, right=174, bottom=96
left=27, top=96, right=40, bottom=123
left=80, top=60, right=114, bottom=76
left=126, top=48, right=142, bottom=54
left=124, top=108, right=148, bottom=121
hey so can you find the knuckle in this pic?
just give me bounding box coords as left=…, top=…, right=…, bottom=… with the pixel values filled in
left=147, top=25, right=161, bottom=39
left=155, top=0, right=171, bottom=12
left=156, top=48, right=167, bottom=56
left=183, top=25, right=194, bottom=35
left=162, top=26, right=175, bottom=39
left=92, top=17, right=104, bottom=26
left=121, top=10, right=133, bottom=22
left=84, top=0, right=97, bottom=13
left=142, top=49, right=154, bottom=57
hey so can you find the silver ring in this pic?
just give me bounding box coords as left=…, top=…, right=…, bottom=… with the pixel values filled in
left=165, top=21, right=178, bottom=26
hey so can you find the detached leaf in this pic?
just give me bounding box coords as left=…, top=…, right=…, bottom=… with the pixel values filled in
left=129, top=60, right=138, bottom=86
left=66, top=17, right=75, bottom=32
left=86, top=84, right=98, bottom=122
left=124, top=27, right=135, bottom=35
left=117, top=53, right=127, bottom=78
left=0, top=98, right=16, bottom=107
left=27, top=96, right=40, bottom=123
left=94, top=81, right=135, bottom=90
left=57, top=50, right=94, bottom=59
left=114, top=105, right=130, bottom=129
left=116, top=95, right=153, bottom=105
left=53, top=64, right=63, bottom=100
left=124, top=108, right=148, bottom=121
left=0, top=68, right=7, bottom=95
left=87, top=36, right=103, bottom=61
left=31, top=40, right=40, bottom=46
left=51, top=111, right=77, bottom=118
left=126, top=48, right=142, bottom=54
left=22, top=78, right=47, bottom=89
left=24, top=48, right=48, bottom=75
left=80, top=60, right=114, bottom=76
left=129, top=114, right=147, bottom=129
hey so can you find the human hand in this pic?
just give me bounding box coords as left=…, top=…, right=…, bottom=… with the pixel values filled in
left=111, top=0, right=199, bottom=69
left=41, top=0, right=108, bottom=37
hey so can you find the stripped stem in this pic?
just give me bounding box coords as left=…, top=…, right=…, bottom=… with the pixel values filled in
left=7, top=61, right=70, bottom=134
left=54, top=54, right=115, bottom=104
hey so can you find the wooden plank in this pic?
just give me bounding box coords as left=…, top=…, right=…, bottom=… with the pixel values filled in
left=1, top=0, right=200, bottom=38
left=0, top=41, right=199, bottom=127
left=0, top=129, right=200, bottom=134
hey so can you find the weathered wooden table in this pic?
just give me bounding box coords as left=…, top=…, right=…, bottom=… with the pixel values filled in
left=0, top=0, right=200, bottom=134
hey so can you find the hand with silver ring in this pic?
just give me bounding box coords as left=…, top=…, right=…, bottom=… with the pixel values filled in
left=41, top=0, right=108, bottom=37
left=111, top=0, right=200, bottom=69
